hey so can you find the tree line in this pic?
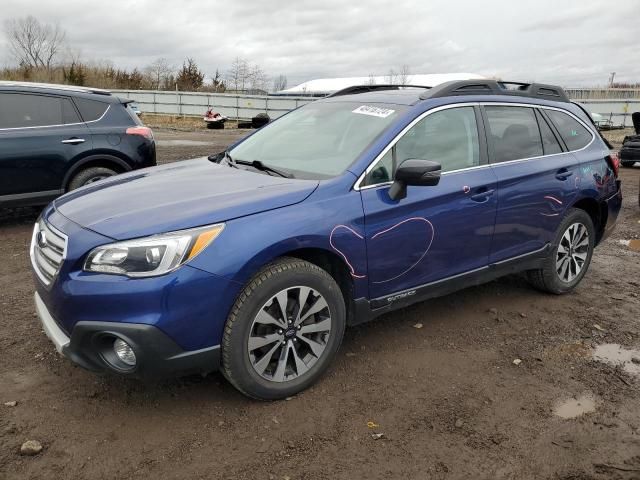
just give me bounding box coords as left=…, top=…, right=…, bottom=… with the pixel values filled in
left=1, top=16, right=288, bottom=93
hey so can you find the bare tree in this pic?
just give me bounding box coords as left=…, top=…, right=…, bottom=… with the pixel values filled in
left=4, top=16, right=65, bottom=71
left=226, top=57, right=248, bottom=92
left=145, top=58, right=173, bottom=90
left=249, top=64, right=268, bottom=92
left=272, top=74, right=287, bottom=92
left=226, top=57, right=269, bottom=93
left=385, top=68, right=397, bottom=84
left=367, top=74, right=377, bottom=86
left=398, top=64, right=411, bottom=86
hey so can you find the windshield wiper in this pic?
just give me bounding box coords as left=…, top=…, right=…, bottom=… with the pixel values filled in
left=223, top=151, right=239, bottom=168
left=207, top=150, right=238, bottom=168
left=235, top=160, right=293, bottom=178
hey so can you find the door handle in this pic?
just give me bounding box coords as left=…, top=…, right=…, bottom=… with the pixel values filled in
left=470, top=188, right=495, bottom=202
left=61, top=138, right=85, bottom=145
left=555, top=169, right=573, bottom=180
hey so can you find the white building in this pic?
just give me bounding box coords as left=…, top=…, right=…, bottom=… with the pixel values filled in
left=277, top=73, right=485, bottom=96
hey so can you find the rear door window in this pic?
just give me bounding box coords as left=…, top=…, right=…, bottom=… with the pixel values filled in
left=545, top=110, right=593, bottom=151
left=484, top=106, right=543, bottom=163
left=535, top=109, right=563, bottom=155
left=0, top=93, right=80, bottom=129
left=73, top=97, right=109, bottom=122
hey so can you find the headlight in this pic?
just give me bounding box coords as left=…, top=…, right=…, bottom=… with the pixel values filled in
left=84, top=224, right=224, bottom=277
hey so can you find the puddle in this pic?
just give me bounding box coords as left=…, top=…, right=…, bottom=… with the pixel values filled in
left=593, top=343, right=640, bottom=376
left=619, top=239, right=640, bottom=252
left=554, top=393, right=597, bottom=419
left=156, top=140, right=212, bottom=147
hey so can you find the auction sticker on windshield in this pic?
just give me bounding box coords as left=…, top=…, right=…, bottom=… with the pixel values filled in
left=352, top=105, right=395, bottom=118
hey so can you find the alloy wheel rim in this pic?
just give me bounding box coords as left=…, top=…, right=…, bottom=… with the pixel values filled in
left=248, top=286, right=332, bottom=382
left=556, top=222, right=589, bottom=283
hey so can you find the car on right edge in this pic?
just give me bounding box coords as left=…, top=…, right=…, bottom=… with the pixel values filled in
left=31, top=80, right=622, bottom=400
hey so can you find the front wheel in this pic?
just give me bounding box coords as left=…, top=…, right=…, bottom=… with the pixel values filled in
left=222, top=258, right=346, bottom=400
left=527, top=208, right=595, bottom=294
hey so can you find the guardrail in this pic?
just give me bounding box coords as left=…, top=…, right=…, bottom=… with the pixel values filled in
left=112, top=88, right=640, bottom=126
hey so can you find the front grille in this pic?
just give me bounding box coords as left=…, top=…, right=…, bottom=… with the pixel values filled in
left=30, top=218, right=68, bottom=287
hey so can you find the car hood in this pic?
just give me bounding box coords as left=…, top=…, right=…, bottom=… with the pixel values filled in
left=54, top=158, right=319, bottom=240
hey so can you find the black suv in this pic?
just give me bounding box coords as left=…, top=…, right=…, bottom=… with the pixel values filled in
left=0, top=82, right=156, bottom=207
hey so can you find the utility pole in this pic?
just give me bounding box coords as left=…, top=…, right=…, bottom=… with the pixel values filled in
left=608, top=72, right=616, bottom=87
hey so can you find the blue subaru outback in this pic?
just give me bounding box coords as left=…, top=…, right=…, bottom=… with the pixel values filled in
left=31, top=80, right=622, bottom=400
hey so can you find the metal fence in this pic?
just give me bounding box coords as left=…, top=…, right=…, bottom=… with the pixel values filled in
left=111, top=89, right=315, bottom=120
left=112, top=88, right=640, bottom=126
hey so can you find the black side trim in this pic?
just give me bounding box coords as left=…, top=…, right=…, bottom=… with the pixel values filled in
left=350, top=244, right=551, bottom=325
left=64, top=321, right=220, bottom=379
left=0, top=189, right=63, bottom=207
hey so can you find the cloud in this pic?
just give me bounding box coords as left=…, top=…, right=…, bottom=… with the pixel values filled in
left=0, top=0, right=637, bottom=87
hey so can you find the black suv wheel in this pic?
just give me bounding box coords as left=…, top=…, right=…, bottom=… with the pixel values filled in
left=527, top=208, right=595, bottom=294
left=221, top=258, right=346, bottom=400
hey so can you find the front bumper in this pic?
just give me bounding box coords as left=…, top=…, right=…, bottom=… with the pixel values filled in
left=35, top=292, right=220, bottom=378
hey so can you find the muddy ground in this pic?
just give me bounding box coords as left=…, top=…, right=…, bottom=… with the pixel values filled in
left=1, top=128, right=639, bottom=480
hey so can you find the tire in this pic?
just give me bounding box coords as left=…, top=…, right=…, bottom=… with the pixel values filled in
left=222, top=257, right=346, bottom=400
left=68, top=167, right=117, bottom=190
left=621, top=161, right=635, bottom=168
left=206, top=122, right=224, bottom=130
left=527, top=208, right=595, bottom=294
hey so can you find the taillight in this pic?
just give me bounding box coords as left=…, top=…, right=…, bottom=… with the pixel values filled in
left=126, top=126, right=154, bottom=140
left=606, top=152, right=620, bottom=177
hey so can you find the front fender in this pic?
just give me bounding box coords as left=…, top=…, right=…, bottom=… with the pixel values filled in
left=187, top=187, right=369, bottom=299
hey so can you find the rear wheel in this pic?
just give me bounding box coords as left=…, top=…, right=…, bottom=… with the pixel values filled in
left=222, top=258, right=346, bottom=400
left=527, top=208, right=595, bottom=294
left=68, top=167, right=117, bottom=190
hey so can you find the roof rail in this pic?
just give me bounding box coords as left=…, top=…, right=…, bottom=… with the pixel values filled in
left=0, top=81, right=112, bottom=96
left=419, top=80, right=570, bottom=103
left=327, top=84, right=431, bottom=98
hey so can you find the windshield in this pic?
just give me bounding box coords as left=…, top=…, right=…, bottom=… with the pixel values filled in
left=229, top=101, right=406, bottom=179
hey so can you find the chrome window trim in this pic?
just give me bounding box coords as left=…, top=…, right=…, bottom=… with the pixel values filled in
left=353, top=102, right=597, bottom=191
left=0, top=94, right=111, bottom=131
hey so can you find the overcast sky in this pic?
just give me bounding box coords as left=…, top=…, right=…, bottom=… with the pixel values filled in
left=1, top=0, right=638, bottom=88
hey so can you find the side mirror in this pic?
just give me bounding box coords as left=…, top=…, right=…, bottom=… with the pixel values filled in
left=388, top=159, right=441, bottom=200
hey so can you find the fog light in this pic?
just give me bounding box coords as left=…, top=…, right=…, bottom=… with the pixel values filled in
left=113, top=338, right=136, bottom=366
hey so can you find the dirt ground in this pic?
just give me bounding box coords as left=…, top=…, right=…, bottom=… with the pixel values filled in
left=1, top=128, right=640, bottom=480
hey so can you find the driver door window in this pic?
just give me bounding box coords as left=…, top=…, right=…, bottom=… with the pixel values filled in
left=363, top=106, right=480, bottom=186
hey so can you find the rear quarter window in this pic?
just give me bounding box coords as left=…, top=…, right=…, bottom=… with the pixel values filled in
left=545, top=110, right=593, bottom=151
left=73, top=97, right=109, bottom=122
left=125, top=103, right=143, bottom=125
